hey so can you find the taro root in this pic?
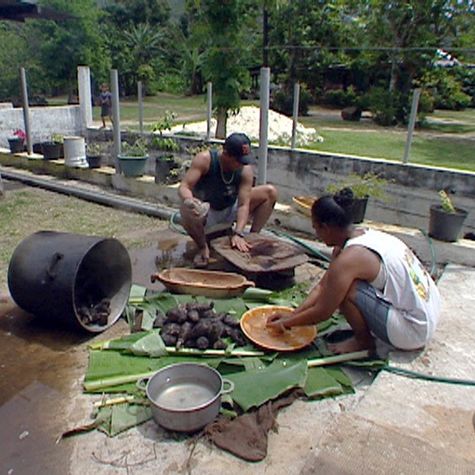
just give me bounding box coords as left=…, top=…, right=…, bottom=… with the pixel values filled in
left=176, top=321, right=192, bottom=349
left=187, top=302, right=214, bottom=313
left=161, top=333, right=177, bottom=346
left=186, top=309, right=200, bottom=323
left=162, top=322, right=181, bottom=337
left=190, top=319, right=223, bottom=343
left=213, top=339, right=227, bottom=350
left=196, top=336, right=210, bottom=350
left=77, top=298, right=111, bottom=326
left=223, top=314, right=240, bottom=328
left=229, top=328, right=246, bottom=346
left=166, top=306, right=188, bottom=324
left=153, top=310, right=166, bottom=328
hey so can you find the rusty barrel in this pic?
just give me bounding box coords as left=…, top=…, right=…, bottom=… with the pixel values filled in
left=7, top=231, right=132, bottom=333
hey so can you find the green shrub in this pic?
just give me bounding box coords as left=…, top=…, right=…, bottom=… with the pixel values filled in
left=365, top=87, right=399, bottom=126
left=156, top=73, right=186, bottom=94
left=321, top=86, right=358, bottom=108
left=326, top=173, right=389, bottom=201
left=419, top=69, right=471, bottom=110
left=271, top=84, right=312, bottom=116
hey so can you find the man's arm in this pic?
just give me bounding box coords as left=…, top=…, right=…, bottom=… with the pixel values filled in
left=234, top=165, right=253, bottom=233
left=178, top=151, right=210, bottom=202
left=230, top=165, right=254, bottom=251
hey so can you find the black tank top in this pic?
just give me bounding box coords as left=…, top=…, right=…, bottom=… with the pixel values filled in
left=194, top=150, right=242, bottom=211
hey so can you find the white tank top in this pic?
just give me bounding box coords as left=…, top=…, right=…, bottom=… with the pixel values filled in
left=345, top=229, right=441, bottom=342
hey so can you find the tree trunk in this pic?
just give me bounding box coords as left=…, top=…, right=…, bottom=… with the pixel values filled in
left=215, top=107, right=227, bottom=139
left=389, top=54, right=398, bottom=93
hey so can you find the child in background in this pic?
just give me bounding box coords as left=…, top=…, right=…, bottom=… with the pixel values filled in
left=99, top=83, right=112, bottom=129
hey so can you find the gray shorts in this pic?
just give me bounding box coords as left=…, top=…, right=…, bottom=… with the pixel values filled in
left=354, top=280, right=391, bottom=344
left=205, top=201, right=238, bottom=234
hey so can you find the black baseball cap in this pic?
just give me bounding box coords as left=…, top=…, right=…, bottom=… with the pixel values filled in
left=223, top=132, right=255, bottom=165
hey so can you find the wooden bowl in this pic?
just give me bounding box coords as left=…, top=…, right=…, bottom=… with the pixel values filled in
left=292, top=196, right=316, bottom=217
left=240, top=305, right=317, bottom=352
left=151, top=267, right=254, bottom=298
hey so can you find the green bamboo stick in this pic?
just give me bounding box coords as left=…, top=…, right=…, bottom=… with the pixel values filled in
left=84, top=370, right=156, bottom=392
left=307, top=350, right=370, bottom=368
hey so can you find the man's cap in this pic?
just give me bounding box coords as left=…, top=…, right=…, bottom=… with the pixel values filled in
left=223, top=132, right=255, bottom=165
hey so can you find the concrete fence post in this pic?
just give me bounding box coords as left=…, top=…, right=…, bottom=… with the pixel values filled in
left=206, top=82, right=212, bottom=141
left=403, top=88, right=421, bottom=164
left=138, top=81, right=144, bottom=135
left=111, top=69, right=121, bottom=170
left=20, top=67, right=32, bottom=155
left=258, top=67, right=270, bottom=185
left=78, top=66, right=93, bottom=133
left=291, top=82, right=300, bottom=150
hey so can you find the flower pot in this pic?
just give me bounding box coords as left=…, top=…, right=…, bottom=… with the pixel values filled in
left=117, top=154, right=148, bottom=177
left=349, top=197, right=368, bottom=224
left=86, top=154, right=102, bottom=169
left=429, top=204, right=468, bottom=242
left=33, top=142, right=43, bottom=154
left=8, top=137, right=25, bottom=154
left=41, top=141, right=62, bottom=160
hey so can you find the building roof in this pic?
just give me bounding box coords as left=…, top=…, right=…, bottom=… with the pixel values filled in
left=0, top=0, right=72, bottom=22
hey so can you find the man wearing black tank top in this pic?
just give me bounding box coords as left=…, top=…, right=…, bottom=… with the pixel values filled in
left=178, top=133, right=277, bottom=268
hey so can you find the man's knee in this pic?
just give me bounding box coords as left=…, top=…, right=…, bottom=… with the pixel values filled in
left=252, top=184, right=278, bottom=204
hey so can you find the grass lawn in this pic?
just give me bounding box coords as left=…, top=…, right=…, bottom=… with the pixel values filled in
left=306, top=129, right=475, bottom=171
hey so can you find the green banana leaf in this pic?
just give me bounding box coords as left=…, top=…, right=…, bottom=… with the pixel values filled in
left=129, top=330, right=167, bottom=357
left=97, top=403, right=152, bottom=437
left=227, top=360, right=308, bottom=411
left=304, top=367, right=348, bottom=399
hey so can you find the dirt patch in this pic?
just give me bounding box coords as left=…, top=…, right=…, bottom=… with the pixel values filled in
left=0, top=186, right=169, bottom=289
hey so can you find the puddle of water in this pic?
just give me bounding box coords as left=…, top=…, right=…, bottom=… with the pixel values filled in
left=0, top=300, right=85, bottom=474
left=128, top=232, right=196, bottom=289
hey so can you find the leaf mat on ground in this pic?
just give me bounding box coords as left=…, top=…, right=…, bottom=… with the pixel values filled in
left=80, top=288, right=380, bottom=436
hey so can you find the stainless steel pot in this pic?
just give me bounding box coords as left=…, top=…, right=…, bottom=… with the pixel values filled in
left=137, top=363, right=234, bottom=432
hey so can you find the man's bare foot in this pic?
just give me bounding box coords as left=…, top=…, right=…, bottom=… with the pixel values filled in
left=327, top=337, right=372, bottom=355
left=193, top=246, right=209, bottom=268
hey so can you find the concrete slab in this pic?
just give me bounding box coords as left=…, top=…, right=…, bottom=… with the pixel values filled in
left=301, top=265, right=475, bottom=473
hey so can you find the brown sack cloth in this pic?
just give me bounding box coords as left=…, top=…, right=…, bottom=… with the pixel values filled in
left=205, top=390, right=301, bottom=462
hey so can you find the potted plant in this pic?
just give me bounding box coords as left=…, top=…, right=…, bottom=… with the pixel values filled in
left=118, top=137, right=149, bottom=177
left=429, top=190, right=468, bottom=242
left=152, top=111, right=180, bottom=184
left=326, top=173, right=389, bottom=223
left=41, top=133, right=63, bottom=160
left=85, top=142, right=103, bottom=169
left=8, top=129, right=26, bottom=153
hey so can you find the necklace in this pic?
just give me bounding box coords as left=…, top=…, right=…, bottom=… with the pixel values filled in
left=220, top=161, right=235, bottom=185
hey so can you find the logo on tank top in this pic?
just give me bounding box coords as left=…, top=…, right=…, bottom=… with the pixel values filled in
left=404, top=248, right=430, bottom=301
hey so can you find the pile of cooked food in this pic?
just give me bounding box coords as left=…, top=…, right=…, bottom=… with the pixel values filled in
left=153, top=301, right=248, bottom=350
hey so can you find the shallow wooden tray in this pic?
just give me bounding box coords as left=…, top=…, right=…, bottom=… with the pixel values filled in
left=240, top=305, right=317, bottom=352
left=151, top=267, right=255, bottom=298
left=211, top=234, right=308, bottom=273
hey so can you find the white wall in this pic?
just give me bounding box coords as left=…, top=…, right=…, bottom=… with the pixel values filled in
left=0, top=105, right=82, bottom=147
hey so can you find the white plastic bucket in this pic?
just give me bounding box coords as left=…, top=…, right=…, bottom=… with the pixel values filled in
left=64, top=136, right=88, bottom=168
